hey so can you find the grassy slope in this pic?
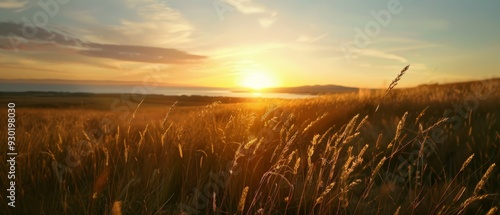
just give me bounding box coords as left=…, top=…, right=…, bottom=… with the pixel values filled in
left=0, top=79, right=499, bottom=214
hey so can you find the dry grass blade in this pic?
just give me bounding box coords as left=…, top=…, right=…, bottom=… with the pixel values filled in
left=458, top=194, right=491, bottom=214
left=452, top=187, right=466, bottom=202
left=315, top=182, right=335, bottom=205
left=388, top=112, right=408, bottom=149
left=376, top=64, right=410, bottom=112
left=162, top=101, right=177, bottom=128
left=369, top=156, right=387, bottom=184
left=486, top=207, right=498, bottom=215
left=459, top=154, right=474, bottom=172
left=238, top=186, right=249, bottom=212
left=473, top=163, right=496, bottom=196
left=212, top=191, right=217, bottom=213
left=127, top=99, right=144, bottom=136
left=394, top=206, right=401, bottom=215
left=111, top=201, right=122, bottom=215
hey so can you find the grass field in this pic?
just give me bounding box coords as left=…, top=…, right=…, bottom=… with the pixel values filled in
left=1, top=78, right=499, bottom=214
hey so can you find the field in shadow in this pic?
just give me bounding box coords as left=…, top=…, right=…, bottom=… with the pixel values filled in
left=0, top=78, right=499, bottom=214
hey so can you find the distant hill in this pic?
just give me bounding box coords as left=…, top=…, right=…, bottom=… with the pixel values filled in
left=269, top=85, right=359, bottom=94
left=233, top=85, right=359, bottom=95
left=233, top=78, right=500, bottom=95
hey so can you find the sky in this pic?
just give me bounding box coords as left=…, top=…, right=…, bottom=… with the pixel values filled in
left=0, top=0, right=499, bottom=89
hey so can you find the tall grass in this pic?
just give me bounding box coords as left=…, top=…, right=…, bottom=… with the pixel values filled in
left=0, top=76, right=499, bottom=214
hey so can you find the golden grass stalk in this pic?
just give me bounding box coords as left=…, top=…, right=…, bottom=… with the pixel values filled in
left=111, top=201, right=122, bottom=215
left=57, top=133, right=63, bottom=152
left=103, top=147, right=109, bottom=166
left=473, top=163, right=496, bottom=196
left=137, top=124, right=149, bottom=150
left=212, top=191, right=217, bottom=213
left=376, top=64, right=410, bottom=112
left=315, top=182, right=335, bottom=205
left=244, top=137, right=258, bottom=150
left=92, top=166, right=110, bottom=199
left=369, top=156, right=387, bottom=184
left=421, top=117, right=449, bottom=134
left=253, top=138, right=263, bottom=155
left=458, top=194, right=491, bottom=214
left=343, top=114, right=360, bottom=140
left=286, top=150, right=297, bottom=166
left=256, top=208, right=264, bottom=214
left=178, top=143, right=183, bottom=158
left=486, top=207, right=498, bottom=215
left=123, top=139, right=128, bottom=163
left=161, top=101, right=177, bottom=128
left=319, top=127, right=334, bottom=146
left=357, top=144, right=368, bottom=161
left=160, top=124, right=171, bottom=148
left=452, top=186, right=466, bottom=203
left=199, top=155, right=203, bottom=168
left=306, top=136, right=319, bottom=181
left=459, top=154, right=474, bottom=172
left=83, top=130, right=92, bottom=143
left=394, top=206, right=401, bottom=215
left=388, top=112, right=408, bottom=149
left=375, top=133, right=383, bottom=149
left=415, top=106, right=429, bottom=123
left=348, top=179, right=362, bottom=189
left=238, top=186, right=249, bottom=212
left=115, top=125, right=120, bottom=147
left=303, top=113, right=327, bottom=134
left=355, top=115, right=369, bottom=131
left=127, top=99, right=144, bottom=136
left=293, top=157, right=301, bottom=175
left=280, top=132, right=297, bottom=160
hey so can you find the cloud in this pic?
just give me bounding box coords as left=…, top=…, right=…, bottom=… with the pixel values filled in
left=258, top=12, right=277, bottom=28
left=64, top=0, right=194, bottom=47
left=0, top=22, right=206, bottom=65
left=222, top=0, right=267, bottom=14
left=296, top=33, right=329, bottom=43
left=81, top=44, right=206, bottom=64
left=119, top=1, right=194, bottom=46
left=357, top=49, right=408, bottom=63
left=0, top=1, right=29, bottom=9
left=0, top=22, right=84, bottom=48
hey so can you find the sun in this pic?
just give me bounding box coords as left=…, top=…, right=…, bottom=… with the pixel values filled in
left=240, top=71, right=275, bottom=90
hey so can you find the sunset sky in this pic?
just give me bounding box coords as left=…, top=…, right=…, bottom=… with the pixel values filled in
left=0, top=0, right=499, bottom=89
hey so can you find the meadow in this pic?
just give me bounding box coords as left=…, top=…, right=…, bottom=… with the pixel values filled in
left=1, top=78, right=499, bottom=214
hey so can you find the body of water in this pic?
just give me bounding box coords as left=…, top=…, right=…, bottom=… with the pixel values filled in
left=0, top=83, right=315, bottom=99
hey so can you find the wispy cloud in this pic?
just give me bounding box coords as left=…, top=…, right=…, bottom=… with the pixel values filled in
left=222, top=0, right=267, bottom=14
left=296, top=33, right=329, bottom=43
left=0, top=22, right=206, bottom=65
left=357, top=49, right=408, bottom=63
left=81, top=44, right=205, bottom=64
left=64, top=0, right=194, bottom=47
left=0, top=1, right=29, bottom=9
left=222, top=0, right=277, bottom=28
left=258, top=12, right=277, bottom=28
